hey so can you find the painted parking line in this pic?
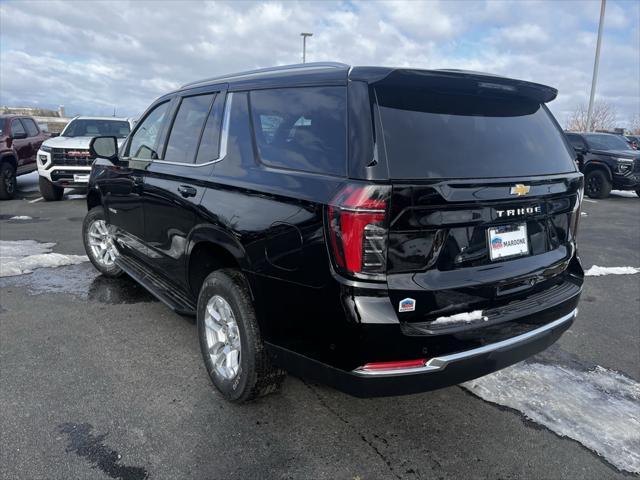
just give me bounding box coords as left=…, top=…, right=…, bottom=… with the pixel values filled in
left=583, top=198, right=598, bottom=204
left=28, top=197, right=44, bottom=204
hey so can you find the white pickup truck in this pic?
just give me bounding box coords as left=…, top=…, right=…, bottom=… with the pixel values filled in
left=37, top=116, right=135, bottom=201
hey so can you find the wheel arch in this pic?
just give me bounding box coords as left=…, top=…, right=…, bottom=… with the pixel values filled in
left=0, top=153, right=18, bottom=170
left=186, top=225, right=252, bottom=299
left=86, top=188, right=103, bottom=211
left=584, top=161, right=612, bottom=181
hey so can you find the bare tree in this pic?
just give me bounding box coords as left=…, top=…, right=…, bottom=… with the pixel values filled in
left=628, top=113, right=640, bottom=135
left=565, top=101, right=617, bottom=132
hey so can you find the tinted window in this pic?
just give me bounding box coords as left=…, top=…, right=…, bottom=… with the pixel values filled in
left=63, top=119, right=130, bottom=138
left=165, top=94, right=214, bottom=164
left=565, top=133, right=585, bottom=150
left=583, top=134, right=632, bottom=151
left=376, top=87, right=576, bottom=179
left=250, top=87, right=346, bottom=176
left=128, top=101, right=170, bottom=159
left=22, top=118, right=39, bottom=137
left=196, top=93, right=225, bottom=163
left=11, top=119, right=26, bottom=136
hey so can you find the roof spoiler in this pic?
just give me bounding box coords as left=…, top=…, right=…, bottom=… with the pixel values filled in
left=350, top=68, right=558, bottom=103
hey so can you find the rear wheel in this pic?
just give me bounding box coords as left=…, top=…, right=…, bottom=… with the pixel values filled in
left=584, top=169, right=611, bottom=199
left=0, top=162, right=17, bottom=200
left=39, top=176, right=64, bottom=201
left=197, top=269, right=284, bottom=403
left=82, top=206, right=123, bottom=277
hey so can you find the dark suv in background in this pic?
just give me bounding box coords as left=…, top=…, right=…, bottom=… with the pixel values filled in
left=565, top=131, right=640, bottom=198
left=83, top=63, right=584, bottom=402
left=0, top=114, right=48, bottom=199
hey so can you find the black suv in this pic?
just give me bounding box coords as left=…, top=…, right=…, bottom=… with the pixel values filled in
left=83, top=63, right=584, bottom=402
left=565, top=131, right=640, bottom=198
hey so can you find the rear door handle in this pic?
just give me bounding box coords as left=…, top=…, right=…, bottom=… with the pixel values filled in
left=178, top=185, right=197, bottom=198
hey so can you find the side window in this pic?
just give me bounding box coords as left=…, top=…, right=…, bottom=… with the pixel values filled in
left=249, top=86, right=347, bottom=176
left=196, top=94, right=225, bottom=163
left=11, top=119, right=26, bottom=137
left=22, top=118, right=40, bottom=137
left=566, top=134, right=585, bottom=150
left=164, top=94, right=214, bottom=164
left=128, top=101, right=171, bottom=159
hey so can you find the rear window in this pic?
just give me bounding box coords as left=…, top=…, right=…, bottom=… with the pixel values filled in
left=376, top=87, right=576, bottom=179
left=249, top=87, right=347, bottom=176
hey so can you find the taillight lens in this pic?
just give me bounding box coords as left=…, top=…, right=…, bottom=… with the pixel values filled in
left=327, top=184, right=391, bottom=279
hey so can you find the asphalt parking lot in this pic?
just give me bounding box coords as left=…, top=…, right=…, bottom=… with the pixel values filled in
left=1, top=174, right=639, bottom=480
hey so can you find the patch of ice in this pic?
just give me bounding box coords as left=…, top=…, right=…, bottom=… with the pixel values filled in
left=0, top=240, right=88, bottom=277
left=463, top=362, right=640, bottom=473
left=432, top=310, right=487, bottom=325
left=585, top=265, right=640, bottom=276
left=9, top=215, right=33, bottom=220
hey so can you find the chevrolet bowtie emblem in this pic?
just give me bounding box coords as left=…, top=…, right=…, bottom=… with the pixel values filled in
left=510, top=184, right=530, bottom=196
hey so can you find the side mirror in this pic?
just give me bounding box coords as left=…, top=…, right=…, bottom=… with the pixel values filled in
left=89, top=136, right=119, bottom=162
left=12, top=131, right=27, bottom=140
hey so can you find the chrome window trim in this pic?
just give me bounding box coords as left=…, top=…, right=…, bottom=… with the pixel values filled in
left=352, top=309, right=578, bottom=377
left=135, top=93, right=233, bottom=168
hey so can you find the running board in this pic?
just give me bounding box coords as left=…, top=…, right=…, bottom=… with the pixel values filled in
left=115, top=256, right=197, bottom=316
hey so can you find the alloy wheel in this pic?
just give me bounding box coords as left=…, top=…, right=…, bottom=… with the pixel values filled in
left=87, top=219, right=117, bottom=267
left=204, top=295, right=241, bottom=380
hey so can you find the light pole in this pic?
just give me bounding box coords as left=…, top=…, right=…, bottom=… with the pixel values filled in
left=300, top=32, right=313, bottom=63
left=587, top=0, right=606, bottom=131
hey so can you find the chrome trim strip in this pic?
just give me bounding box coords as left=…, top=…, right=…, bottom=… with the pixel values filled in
left=352, top=309, right=577, bottom=377
left=144, top=93, right=233, bottom=168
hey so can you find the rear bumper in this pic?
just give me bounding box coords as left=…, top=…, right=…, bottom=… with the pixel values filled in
left=267, top=308, right=576, bottom=397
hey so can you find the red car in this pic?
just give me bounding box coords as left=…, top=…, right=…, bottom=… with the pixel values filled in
left=0, top=114, right=49, bottom=199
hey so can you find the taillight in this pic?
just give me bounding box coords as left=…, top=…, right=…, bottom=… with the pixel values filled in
left=327, top=184, right=391, bottom=279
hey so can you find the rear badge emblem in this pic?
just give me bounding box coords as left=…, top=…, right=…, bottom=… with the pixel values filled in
left=399, top=298, right=416, bottom=313
left=510, top=184, right=530, bottom=196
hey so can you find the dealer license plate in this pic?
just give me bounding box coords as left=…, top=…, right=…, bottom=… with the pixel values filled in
left=73, top=174, right=90, bottom=183
left=488, top=223, right=529, bottom=261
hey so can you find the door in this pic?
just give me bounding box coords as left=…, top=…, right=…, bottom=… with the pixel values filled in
left=10, top=119, right=31, bottom=171
left=19, top=118, right=41, bottom=173
left=143, top=91, right=224, bottom=289
left=103, top=99, right=173, bottom=260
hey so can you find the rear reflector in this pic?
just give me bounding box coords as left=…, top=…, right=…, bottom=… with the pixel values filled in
left=360, top=359, right=427, bottom=371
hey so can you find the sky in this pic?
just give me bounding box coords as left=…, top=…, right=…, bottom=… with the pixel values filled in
left=1, top=0, right=638, bottom=127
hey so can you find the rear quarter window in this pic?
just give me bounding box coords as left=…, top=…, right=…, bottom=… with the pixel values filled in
left=249, top=86, right=347, bottom=176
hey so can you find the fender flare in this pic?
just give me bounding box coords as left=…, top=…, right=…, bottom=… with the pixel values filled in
left=583, top=161, right=612, bottom=181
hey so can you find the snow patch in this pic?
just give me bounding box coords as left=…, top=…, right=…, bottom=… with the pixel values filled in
left=0, top=240, right=88, bottom=277
left=432, top=310, right=487, bottom=325
left=585, top=265, right=640, bottom=276
left=463, top=362, right=640, bottom=474
left=580, top=212, right=588, bottom=217
left=610, top=190, right=637, bottom=198
left=9, top=215, right=33, bottom=220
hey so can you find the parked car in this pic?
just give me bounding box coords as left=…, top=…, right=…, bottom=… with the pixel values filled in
left=625, top=135, right=639, bottom=150
left=565, top=131, right=640, bottom=198
left=0, top=114, right=49, bottom=199
left=83, top=63, right=584, bottom=402
left=36, top=116, right=134, bottom=201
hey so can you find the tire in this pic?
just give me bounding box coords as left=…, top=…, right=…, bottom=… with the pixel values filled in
left=197, top=269, right=285, bottom=403
left=584, top=169, right=612, bottom=199
left=82, top=206, right=123, bottom=277
left=0, top=162, right=17, bottom=200
left=39, top=176, right=64, bottom=201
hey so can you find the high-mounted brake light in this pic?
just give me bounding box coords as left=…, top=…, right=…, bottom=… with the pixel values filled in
left=327, top=184, right=391, bottom=278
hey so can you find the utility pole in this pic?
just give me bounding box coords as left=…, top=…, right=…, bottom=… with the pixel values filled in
left=587, top=0, right=606, bottom=131
left=300, top=32, right=313, bottom=63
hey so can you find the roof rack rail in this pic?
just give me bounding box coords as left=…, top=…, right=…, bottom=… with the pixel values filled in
left=181, top=62, right=349, bottom=89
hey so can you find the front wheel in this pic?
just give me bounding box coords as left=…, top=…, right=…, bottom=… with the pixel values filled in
left=0, top=162, right=17, bottom=200
left=82, top=206, right=123, bottom=277
left=197, top=269, right=285, bottom=403
left=39, top=176, right=64, bottom=201
left=584, top=170, right=612, bottom=199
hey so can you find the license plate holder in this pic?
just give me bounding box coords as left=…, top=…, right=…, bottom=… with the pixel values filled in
left=488, top=223, right=529, bottom=261
left=73, top=174, right=90, bottom=183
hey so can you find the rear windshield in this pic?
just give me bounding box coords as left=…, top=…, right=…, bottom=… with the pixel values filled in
left=376, top=87, right=576, bottom=179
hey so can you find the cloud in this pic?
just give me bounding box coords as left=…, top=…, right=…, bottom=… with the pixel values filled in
left=0, top=0, right=638, bottom=127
